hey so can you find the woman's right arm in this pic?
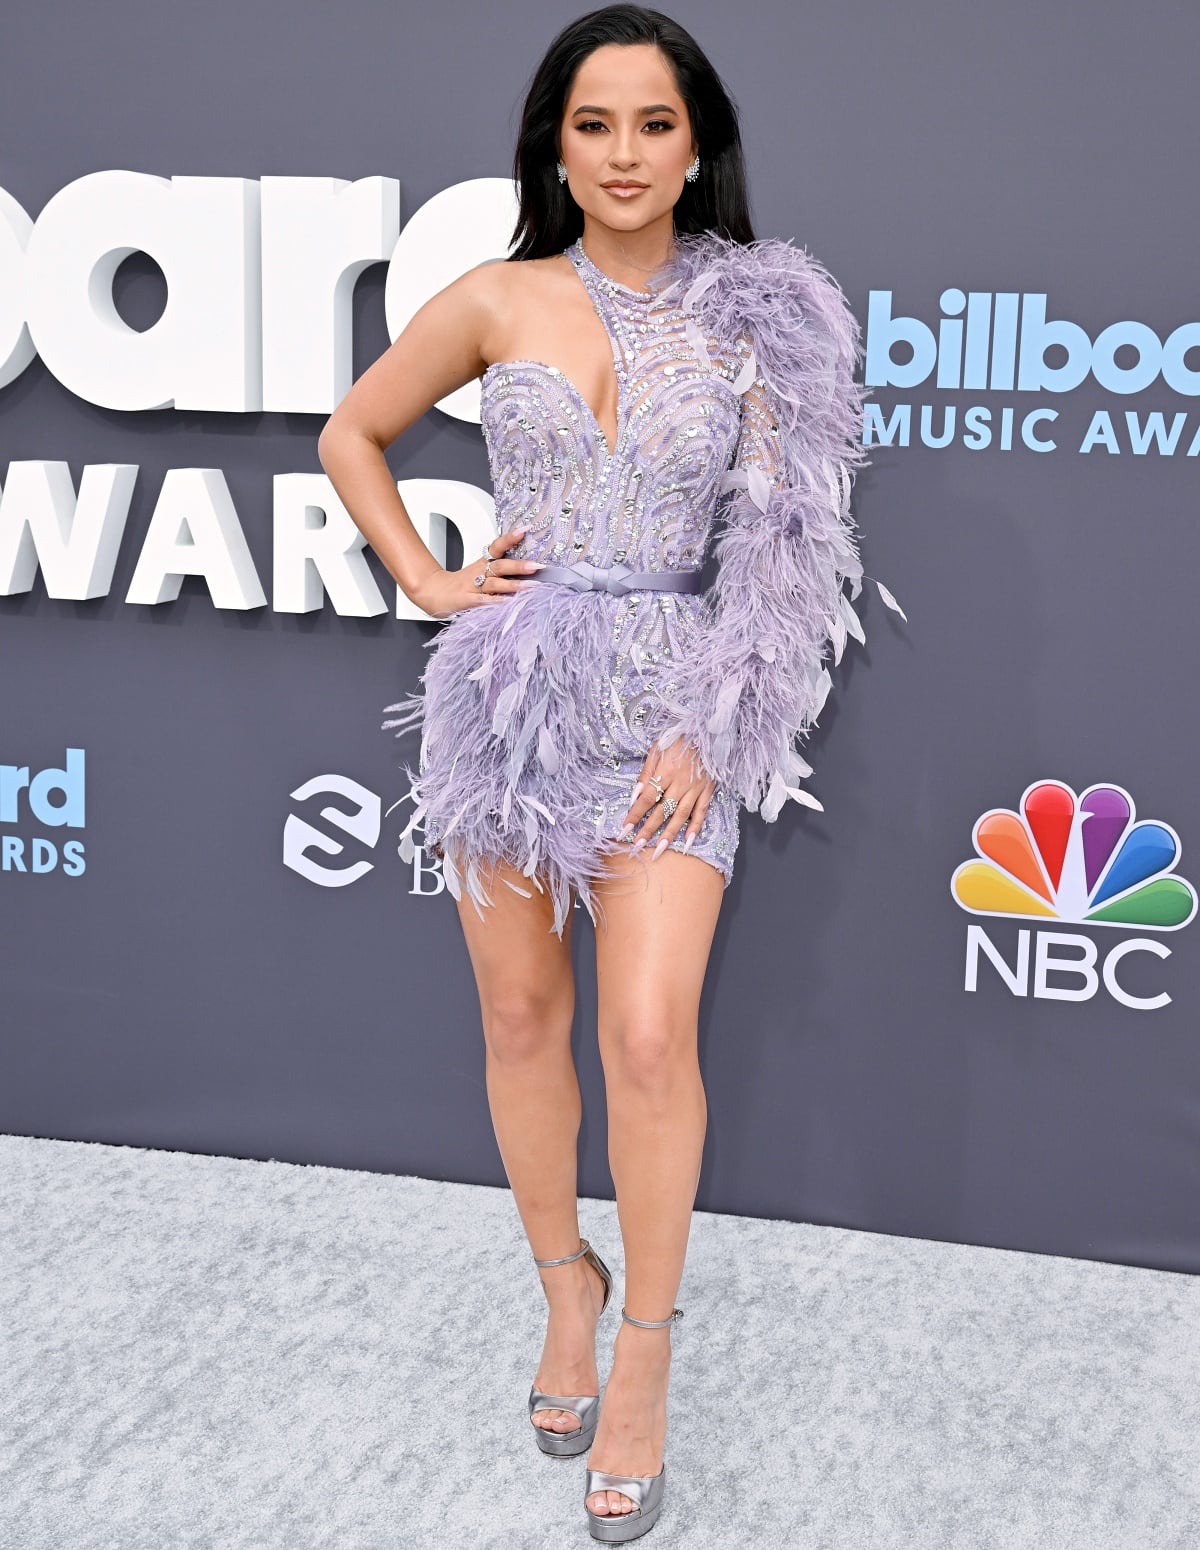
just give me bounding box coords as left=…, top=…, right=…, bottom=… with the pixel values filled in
left=316, top=261, right=540, bottom=619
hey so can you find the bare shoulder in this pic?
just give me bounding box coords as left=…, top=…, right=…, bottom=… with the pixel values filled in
left=470, top=250, right=577, bottom=365
left=470, top=250, right=574, bottom=307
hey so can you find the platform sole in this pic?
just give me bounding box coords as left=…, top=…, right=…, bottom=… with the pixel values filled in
left=586, top=1499, right=663, bottom=1542
left=533, top=1419, right=598, bottom=1457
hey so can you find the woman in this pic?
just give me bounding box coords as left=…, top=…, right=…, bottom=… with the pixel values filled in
left=319, top=5, right=893, bottom=1540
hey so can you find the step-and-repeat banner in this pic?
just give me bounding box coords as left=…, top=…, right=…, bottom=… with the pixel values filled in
left=3, top=3, right=1197, bottom=1274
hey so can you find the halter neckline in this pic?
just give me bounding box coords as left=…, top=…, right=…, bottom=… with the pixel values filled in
left=569, top=236, right=674, bottom=300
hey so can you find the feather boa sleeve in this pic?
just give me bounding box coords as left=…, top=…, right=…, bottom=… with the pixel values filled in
left=646, top=231, right=901, bottom=822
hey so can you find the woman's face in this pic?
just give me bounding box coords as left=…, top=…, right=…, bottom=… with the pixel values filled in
left=559, top=43, right=697, bottom=235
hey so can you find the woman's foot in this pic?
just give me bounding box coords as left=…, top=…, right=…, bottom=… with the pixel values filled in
left=530, top=1248, right=609, bottom=1435
left=585, top=1319, right=672, bottom=1518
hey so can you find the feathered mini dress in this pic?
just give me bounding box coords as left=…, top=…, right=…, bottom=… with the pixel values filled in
left=383, top=230, right=888, bottom=938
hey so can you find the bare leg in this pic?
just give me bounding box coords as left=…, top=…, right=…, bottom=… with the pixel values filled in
left=453, top=856, right=606, bottom=1435
left=585, top=847, right=725, bottom=1518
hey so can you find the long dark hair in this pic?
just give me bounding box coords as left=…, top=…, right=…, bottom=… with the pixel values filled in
left=509, top=4, right=756, bottom=259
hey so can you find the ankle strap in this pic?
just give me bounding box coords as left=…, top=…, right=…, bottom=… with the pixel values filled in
left=621, top=1305, right=683, bottom=1329
left=533, top=1237, right=589, bottom=1268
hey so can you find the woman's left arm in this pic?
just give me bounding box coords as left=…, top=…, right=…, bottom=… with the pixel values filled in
left=632, top=239, right=902, bottom=834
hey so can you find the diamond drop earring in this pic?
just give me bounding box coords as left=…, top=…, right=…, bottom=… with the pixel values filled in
left=684, top=155, right=700, bottom=183
left=557, top=161, right=567, bottom=183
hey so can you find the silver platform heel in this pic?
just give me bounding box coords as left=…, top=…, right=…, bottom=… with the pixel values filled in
left=583, top=1305, right=683, bottom=1542
left=528, top=1237, right=615, bottom=1458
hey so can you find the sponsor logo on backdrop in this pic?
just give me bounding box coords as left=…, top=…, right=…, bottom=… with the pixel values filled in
left=0, top=748, right=86, bottom=876
left=864, top=290, right=1200, bottom=456
left=283, top=772, right=445, bottom=895
left=951, top=779, right=1196, bottom=1011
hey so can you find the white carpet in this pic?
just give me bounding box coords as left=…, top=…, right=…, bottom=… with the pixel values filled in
left=1, top=1134, right=1196, bottom=1549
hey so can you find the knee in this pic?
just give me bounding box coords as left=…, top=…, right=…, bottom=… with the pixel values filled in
left=481, top=986, right=572, bottom=1064
left=600, top=1016, right=697, bottom=1097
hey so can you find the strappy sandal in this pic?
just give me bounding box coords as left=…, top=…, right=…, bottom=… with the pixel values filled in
left=583, top=1305, right=683, bottom=1542
left=528, top=1237, right=615, bottom=1457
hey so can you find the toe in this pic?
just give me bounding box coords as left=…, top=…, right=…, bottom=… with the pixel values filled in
left=587, top=1492, right=610, bottom=1515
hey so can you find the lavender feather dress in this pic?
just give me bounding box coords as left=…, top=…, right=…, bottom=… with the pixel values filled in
left=382, top=231, right=885, bottom=938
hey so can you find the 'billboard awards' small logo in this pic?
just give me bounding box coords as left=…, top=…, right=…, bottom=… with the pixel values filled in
left=951, top=779, right=1195, bottom=1011
left=0, top=747, right=86, bottom=876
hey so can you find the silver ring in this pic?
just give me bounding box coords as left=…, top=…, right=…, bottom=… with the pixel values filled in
left=648, top=776, right=665, bottom=803
left=661, top=796, right=678, bottom=820
left=473, top=572, right=485, bottom=587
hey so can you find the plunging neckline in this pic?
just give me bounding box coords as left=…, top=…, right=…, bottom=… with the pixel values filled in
left=479, top=239, right=673, bottom=463
left=480, top=358, right=619, bottom=462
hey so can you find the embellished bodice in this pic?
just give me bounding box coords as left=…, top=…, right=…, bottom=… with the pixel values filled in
left=479, top=237, right=753, bottom=573
left=388, top=226, right=882, bottom=936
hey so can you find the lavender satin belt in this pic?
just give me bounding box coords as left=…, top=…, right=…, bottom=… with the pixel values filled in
left=528, top=561, right=704, bottom=597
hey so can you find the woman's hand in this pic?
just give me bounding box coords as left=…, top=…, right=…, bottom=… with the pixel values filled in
left=412, top=525, right=544, bottom=620
left=619, top=735, right=718, bottom=858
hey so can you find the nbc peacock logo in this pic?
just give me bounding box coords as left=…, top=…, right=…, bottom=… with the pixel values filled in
left=953, top=780, right=1196, bottom=929
left=951, top=780, right=1196, bottom=1011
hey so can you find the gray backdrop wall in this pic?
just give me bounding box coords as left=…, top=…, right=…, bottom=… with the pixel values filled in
left=3, top=1, right=1198, bottom=1275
